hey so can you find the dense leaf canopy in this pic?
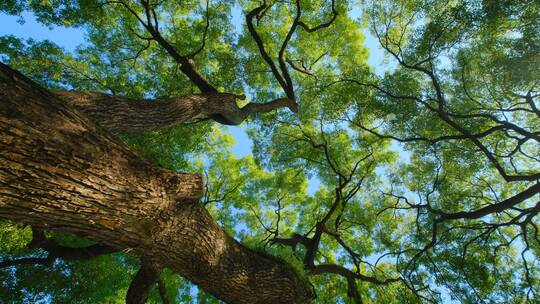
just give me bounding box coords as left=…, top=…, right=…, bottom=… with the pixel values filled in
left=1, top=0, right=539, bottom=303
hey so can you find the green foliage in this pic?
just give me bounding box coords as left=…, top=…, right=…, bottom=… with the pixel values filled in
left=0, top=221, right=138, bottom=303
left=0, top=221, right=32, bottom=256
left=1, top=0, right=539, bottom=303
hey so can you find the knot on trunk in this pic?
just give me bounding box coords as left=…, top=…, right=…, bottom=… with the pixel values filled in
left=161, top=172, right=204, bottom=203
left=204, top=93, right=248, bottom=125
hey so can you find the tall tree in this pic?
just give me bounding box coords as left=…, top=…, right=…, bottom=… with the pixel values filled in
left=0, top=0, right=539, bottom=303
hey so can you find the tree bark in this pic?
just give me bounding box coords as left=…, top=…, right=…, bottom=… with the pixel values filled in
left=0, top=63, right=313, bottom=304
left=54, top=90, right=296, bottom=132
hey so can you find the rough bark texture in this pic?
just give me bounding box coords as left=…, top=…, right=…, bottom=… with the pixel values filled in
left=0, top=63, right=313, bottom=304
left=54, top=90, right=296, bottom=132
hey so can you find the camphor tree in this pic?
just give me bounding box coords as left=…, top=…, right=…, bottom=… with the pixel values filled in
left=0, top=0, right=539, bottom=303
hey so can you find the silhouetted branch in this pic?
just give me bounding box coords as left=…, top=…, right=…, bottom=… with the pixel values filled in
left=126, top=260, right=160, bottom=304
left=157, top=278, right=170, bottom=304
left=0, top=227, right=116, bottom=269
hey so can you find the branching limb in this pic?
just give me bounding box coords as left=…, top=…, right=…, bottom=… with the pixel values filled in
left=186, top=0, right=211, bottom=58
left=102, top=0, right=217, bottom=93
left=246, top=2, right=295, bottom=100
left=54, top=91, right=296, bottom=131
left=436, top=183, right=540, bottom=221
left=245, top=0, right=337, bottom=105
left=0, top=227, right=116, bottom=269
left=297, top=0, right=338, bottom=33
left=346, top=277, right=363, bottom=304
left=310, top=264, right=400, bottom=285
left=157, top=278, right=170, bottom=304
left=0, top=257, right=54, bottom=268
left=126, top=260, right=160, bottom=304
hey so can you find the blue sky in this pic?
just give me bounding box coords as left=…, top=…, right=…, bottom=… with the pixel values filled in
left=0, top=12, right=85, bottom=52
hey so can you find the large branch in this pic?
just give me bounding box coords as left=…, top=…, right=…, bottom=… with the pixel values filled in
left=0, top=63, right=313, bottom=304
left=341, top=77, right=540, bottom=182
left=147, top=30, right=218, bottom=94
left=32, top=228, right=116, bottom=260
left=309, top=264, right=400, bottom=285
left=109, top=0, right=217, bottom=93
left=54, top=90, right=296, bottom=131
left=245, top=0, right=337, bottom=103
left=437, top=183, right=540, bottom=221
left=0, top=257, right=53, bottom=268
left=126, top=260, right=160, bottom=304
left=0, top=227, right=116, bottom=269
left=246, top=3, right=293, bottom=100
left=157, top=279, right=171, bottom=304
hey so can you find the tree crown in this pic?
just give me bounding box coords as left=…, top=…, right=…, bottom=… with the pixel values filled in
left=1, top=0, right=539, bottom=303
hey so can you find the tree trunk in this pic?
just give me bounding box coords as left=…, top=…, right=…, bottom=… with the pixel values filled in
left=0, top=63, right=313, bottom=304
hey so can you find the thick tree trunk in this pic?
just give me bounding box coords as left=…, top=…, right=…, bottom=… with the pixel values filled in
left=54, top=90, right=296, bottom=131
left=0, top=63, right=313, bottom=304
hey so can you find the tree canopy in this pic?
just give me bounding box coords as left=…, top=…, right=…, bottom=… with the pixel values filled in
left=0, top=0, right=539, bottom=303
